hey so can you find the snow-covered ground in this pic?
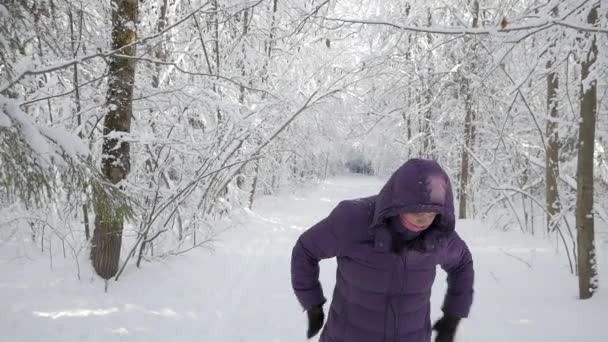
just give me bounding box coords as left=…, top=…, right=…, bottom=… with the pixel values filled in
left=1, top=175, right=606, bottom=342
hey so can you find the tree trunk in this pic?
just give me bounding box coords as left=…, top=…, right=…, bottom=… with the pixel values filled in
left=69, top=8, right=91, bottom=240
left=545, top=60, right=560, bottom=233
left=152, top=0, right=169, bottom=88
left=91, top=0, right=138, bottom=280
left=545, top=5, right=561, bottom=234
left=422, top=8, right=433, bottom=157
left=268, top=0, right=278, bottom=58
left=213, top=0, right=222, bottom=123
left=459, top=80, right=475, bottom=219
left=458, top=0, right=478, bottom=219
left=213, top=0, right=220, bottom=73
left=261, top=0, right=278, bottom=86
left=239, top=8, right=250, bottom=104
left=576, top=4, right=598, bottom=300
left=248, top=158, right=260, bottom=209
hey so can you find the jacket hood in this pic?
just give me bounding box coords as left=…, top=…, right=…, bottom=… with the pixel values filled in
left=371, top=159, right=455, bottom=233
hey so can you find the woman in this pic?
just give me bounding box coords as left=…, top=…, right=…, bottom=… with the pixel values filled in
left=291, top=159, right=474, bottom=342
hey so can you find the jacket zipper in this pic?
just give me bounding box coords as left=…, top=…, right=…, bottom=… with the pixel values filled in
left=384, top=254, right=398, bottom=342
left=394, top=250, right=408, bottom=341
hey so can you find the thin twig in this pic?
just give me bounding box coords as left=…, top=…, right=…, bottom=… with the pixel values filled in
left=314, top=16, right=607, bottom=35
left=499, top=248, right=533, bottom=268
left=1, top=1, right=214, bottom=93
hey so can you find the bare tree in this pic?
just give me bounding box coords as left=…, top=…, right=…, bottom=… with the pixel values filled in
left=576, top=4, right=599, bottom=300
left=152, top=0, right=170, bottom=88
left=545, top=6, right=561, bottom=234
left=91, top=0, right=139, bottom=281
left=422, top=7, right=434, bottom=157
left=458, top=0, right=479, bottom=219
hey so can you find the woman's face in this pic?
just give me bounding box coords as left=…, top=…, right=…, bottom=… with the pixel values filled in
left=399, top=212, right=437, bottom=232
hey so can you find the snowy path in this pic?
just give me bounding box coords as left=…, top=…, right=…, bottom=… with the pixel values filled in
left=1, top=176, right=606, bottom=342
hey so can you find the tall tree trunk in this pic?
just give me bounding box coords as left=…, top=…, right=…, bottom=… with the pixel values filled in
left=261, top=0, right=278, bottom=87
left=248, top=157, right=260, bottom=209
left=545, top=5, right=561, bottom=234
left=239, top=8, right=250, bottom=104
left=152, top=0, right=169, bottom=88
left=250, top=0, right=278, bottom=207
left=459, top=80, right=475, bottom=219
left=267, top=0, right=278, bottom=59
left=213, top=0, right=220, bottom=72
left=91, top=0, right=139, bottom=280
left=576, top=4, right=598, bottom=300
left=404, top=7, right=412, bottom=145
left=422, top=8, right=433, bottom=157
left=545, top=61, right=560, bottom=232
left=458, top=0, right=479, bottom=219
left=213, top=0, right=222, bottom=123
left=69, top=8, right=90, bottom=240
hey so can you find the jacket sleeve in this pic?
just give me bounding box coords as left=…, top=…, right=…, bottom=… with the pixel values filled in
left=439, top=232, right=474, bottom=318
left=291, top=201, right=350, bottom=311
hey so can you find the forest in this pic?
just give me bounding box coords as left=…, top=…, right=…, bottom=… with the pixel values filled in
left=0, top=1, right=607, bottom=340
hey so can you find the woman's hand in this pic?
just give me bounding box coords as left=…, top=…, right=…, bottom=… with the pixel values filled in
left=432, top=315, right=461, bottom=342
left=306, top=305, right=325, bottom=339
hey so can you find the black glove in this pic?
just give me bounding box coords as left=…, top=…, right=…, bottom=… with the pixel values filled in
left=432, top=315, right=461, bottom=342
left=306, top=305, right=325, bottom=339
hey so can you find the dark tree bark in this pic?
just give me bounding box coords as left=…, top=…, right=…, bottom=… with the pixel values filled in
left=576, top=5, right=598, bottom=300
left=91, top=0, right=139, bottom=280
left=458, top=0, right=479, bottom=219
left=545, top=60, right=560, bottom=232
left=545, top=5, right=561, bottom=234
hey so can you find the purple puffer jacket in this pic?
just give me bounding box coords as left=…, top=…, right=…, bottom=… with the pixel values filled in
left=291, top=159, right=474, bottom=342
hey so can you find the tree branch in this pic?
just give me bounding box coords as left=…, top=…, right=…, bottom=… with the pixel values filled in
left=313, top=16, right=607, bottom=36
left=1, top=1, right=214, bottom=94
